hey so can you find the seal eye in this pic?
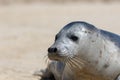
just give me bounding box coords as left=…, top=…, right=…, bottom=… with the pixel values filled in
left=55, top=35, right=58, bottom=41
left=70, top=35, right=78, bottom=42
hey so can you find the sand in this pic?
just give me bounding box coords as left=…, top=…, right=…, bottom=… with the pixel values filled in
left=0, top=3, right=120, bottom=80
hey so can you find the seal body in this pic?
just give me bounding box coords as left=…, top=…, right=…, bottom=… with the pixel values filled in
left=40, top=21, right=120, bottom=80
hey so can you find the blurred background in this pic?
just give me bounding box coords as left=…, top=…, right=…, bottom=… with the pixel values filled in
left=0, top=0, right=120, bottom=4
left=0, top=0, right=120, bottom=80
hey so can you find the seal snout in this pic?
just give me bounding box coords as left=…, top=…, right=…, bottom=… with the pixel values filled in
left=48, top=47, right=60, bottom=60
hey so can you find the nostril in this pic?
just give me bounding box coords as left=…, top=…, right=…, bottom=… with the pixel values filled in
left=48, top=48, right=51, bottom=53
left=54, top=48, right=57, bottom=53
left=48, top=47, right=58, bottom=53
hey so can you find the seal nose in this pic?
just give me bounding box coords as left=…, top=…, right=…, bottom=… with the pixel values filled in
left=48, top=47, right=57, bottom=53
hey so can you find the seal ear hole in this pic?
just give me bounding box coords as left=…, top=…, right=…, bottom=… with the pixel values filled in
left=69, top=35, right=79, bottom=42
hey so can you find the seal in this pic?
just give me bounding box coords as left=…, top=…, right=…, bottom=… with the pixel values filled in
left=37, top=21, right=120, bottom=80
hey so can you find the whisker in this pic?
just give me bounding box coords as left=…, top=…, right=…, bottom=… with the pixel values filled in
left=70, top=59, right=82, bottom=69
left=65, top=61, right=72, bottom=72
left=66, top=58, right=77, bottom=70
left=65, top=56, right=86, bottom=71
left=73, top=58, right=85, bottom=66
left=63, top=56, right=68, bottom=63
left=43, top=54, right=49, bottom=65
left=65, top=58, right=76, bottom=74
left=69, top=58, right=78, bottom=68
left=74, top=56, right=86, bottom=64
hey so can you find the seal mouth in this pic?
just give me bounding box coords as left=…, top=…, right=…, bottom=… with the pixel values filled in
left=48, top=52, right=66, bottom=61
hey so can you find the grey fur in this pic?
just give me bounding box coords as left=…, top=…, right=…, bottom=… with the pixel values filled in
left=36, top=21, right=120, bottom=80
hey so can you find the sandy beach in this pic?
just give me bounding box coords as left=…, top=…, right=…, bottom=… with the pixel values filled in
left=0, top=2, right=120, bottom=80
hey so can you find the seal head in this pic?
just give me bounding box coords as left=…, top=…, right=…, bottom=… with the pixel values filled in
left=48, top=21, right=98, bottom=62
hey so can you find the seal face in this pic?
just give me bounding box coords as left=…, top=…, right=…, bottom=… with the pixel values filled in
left=41, top=21, right=120, bottom=80
left=48, top=22, right=98, bottom=61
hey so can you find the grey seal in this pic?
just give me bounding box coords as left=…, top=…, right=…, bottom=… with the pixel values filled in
left=36, top=21, right=120, bottom=80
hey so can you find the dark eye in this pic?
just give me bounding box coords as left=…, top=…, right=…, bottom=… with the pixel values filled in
left=70, top=35, right=78, bottom=42
left=55, top=35, right=58, bottom=41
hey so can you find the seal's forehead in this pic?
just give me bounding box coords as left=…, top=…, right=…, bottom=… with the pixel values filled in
left=62, top=21, right=97, bottom=32
left=62, top=22, right=80, bottom=30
